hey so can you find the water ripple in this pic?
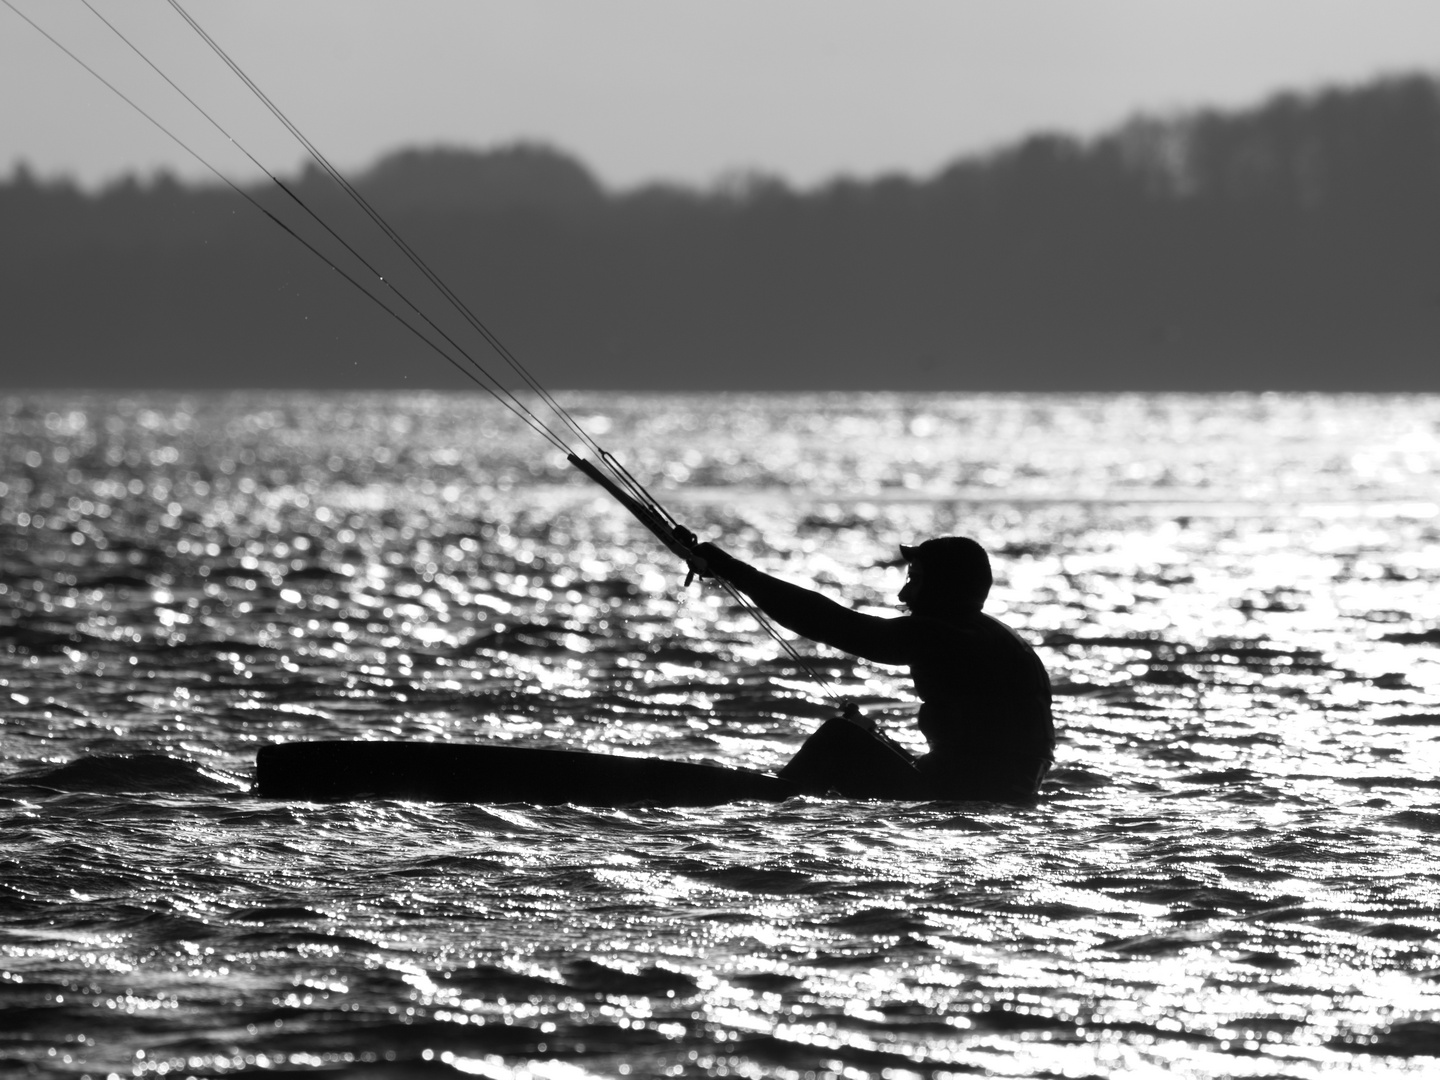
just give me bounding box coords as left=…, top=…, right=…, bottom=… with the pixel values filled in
left=2, top=391, right=1439, bottom=1077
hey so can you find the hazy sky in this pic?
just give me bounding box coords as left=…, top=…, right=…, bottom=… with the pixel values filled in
left=4, top=0, right=1439, bottom=192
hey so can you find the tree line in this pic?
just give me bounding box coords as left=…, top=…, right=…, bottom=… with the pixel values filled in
left=4, top=74, right=1438, bottom=390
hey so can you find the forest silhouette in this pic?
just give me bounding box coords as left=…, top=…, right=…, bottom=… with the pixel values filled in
left=4, top=74, right=1439, bottom=391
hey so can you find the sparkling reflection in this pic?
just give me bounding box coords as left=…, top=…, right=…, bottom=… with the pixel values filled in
left=1, top=392, right=1438, bottom=1077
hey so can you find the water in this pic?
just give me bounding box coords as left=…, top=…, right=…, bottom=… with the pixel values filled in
left=2, top=390, right=1438, bottom=1079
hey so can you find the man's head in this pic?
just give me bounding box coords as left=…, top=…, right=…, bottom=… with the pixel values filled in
left=898, top=536, right=992, bottom=613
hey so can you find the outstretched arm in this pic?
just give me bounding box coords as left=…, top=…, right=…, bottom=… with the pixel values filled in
left=696, top=543, right=914, bottom=665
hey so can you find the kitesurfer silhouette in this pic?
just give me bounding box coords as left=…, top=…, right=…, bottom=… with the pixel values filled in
left=695, top=536, right=1054, bottom=801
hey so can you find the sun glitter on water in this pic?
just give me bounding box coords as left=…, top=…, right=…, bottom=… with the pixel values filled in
left=1, top=390, right=1438, bottom=1078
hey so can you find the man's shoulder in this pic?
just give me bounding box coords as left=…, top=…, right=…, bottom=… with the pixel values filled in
left=900, top=611, right=982, bottom=646
left=927, top=610, right=1043, bottom=654
left=908, top=609, right=995, bottom=634
left=893, top=610, right=1043, bottom=659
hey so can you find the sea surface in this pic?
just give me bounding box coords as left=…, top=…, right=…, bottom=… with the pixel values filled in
left=2, top=390, right=1438, bottom=1080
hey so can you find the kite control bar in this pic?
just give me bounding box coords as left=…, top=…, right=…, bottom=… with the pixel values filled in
left=567, top=454, right=705, bottom=582
left=568, top=454, right=840, bottom=701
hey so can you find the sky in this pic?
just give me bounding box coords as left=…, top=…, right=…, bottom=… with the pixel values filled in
left=3, top=0, right=1440, bottom=193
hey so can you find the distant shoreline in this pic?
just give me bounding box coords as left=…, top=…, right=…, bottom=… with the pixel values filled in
left=6, top=75, right=1439, bottom=393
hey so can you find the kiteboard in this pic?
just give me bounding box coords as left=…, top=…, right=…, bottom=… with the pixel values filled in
left=255, top=740, right=802, bottom=807
left=254, top=720, right=927, bottom=807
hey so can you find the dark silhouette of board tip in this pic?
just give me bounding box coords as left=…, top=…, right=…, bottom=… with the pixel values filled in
left=254, top=740, right=803, bottom=808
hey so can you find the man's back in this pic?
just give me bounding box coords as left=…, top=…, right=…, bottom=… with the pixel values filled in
left=904, top=609, right=1054, bottom=798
